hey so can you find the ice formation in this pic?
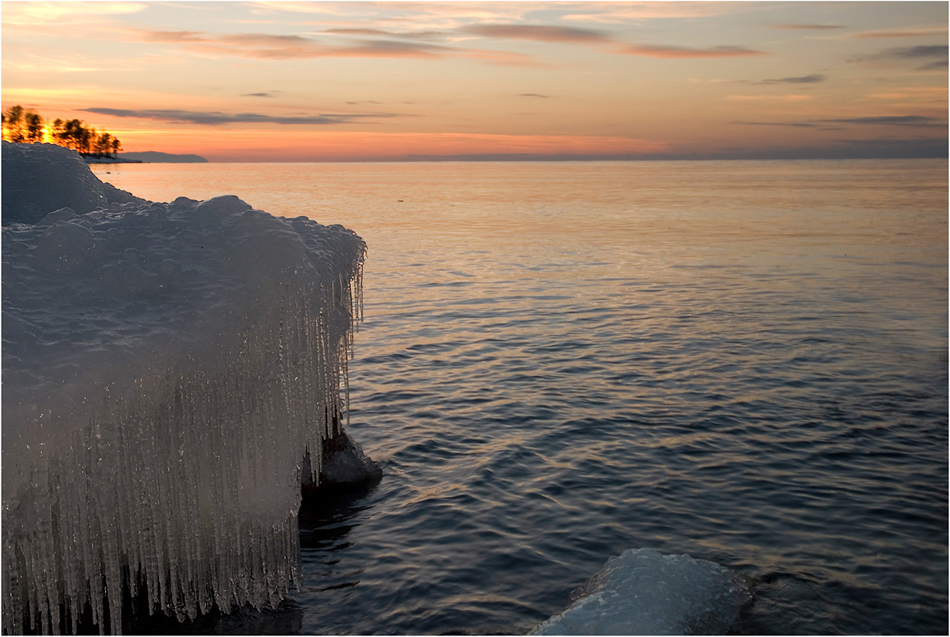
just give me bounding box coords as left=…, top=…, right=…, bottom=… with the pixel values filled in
left=531, top=548, right=748, bottom=635
left=2, top=141, right=146, bottom=225
left=2, top=143, right=365, bottom=634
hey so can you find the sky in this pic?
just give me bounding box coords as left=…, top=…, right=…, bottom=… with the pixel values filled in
left=2, top=1, right=947, bottom=162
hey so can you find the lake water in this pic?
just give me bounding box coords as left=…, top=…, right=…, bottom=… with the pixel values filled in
left=90, top=159, right=948, bottom=635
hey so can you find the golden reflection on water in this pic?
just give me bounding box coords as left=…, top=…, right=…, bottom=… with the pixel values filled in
left=90, top=158, right=948, bottom=462
left=91, top=159, right=947, bottom=277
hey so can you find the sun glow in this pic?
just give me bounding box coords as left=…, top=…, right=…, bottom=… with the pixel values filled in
left=2, top=1, right=945, bottom=161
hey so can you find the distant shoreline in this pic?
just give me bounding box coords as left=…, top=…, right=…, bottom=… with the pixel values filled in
left=84, top=151, right=209, bottom=164
left=83, top=156, right=143, bottom=164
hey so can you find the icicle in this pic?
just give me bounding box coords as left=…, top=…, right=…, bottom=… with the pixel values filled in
left=2, top=194, right=366, bottom=635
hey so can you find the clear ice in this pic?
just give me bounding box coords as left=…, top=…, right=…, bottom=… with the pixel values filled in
left=531, top=548, right=748, bottom=635
left=2, top=180, right=365, bottom=634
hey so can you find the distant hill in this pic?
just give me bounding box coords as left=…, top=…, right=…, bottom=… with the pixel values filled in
left=120, top=151, right=208, bottom=163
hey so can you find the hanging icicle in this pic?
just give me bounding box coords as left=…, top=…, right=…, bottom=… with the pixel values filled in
left=2, top=193, right=365, bottom=635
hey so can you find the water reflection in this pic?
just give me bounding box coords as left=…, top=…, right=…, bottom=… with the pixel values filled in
left=121, top=491, right=378, bottom=634
left=299, top=490, right=375, bottom=550
left=92, top=160, right=948, bottom=634
left=124, top=598, right=304, bottom=635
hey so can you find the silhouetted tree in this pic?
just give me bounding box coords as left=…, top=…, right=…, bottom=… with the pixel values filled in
left=24, top=110, right=44, bottom=143
left=59, top=118, right=92, bottom=154
left=3, top=105, right=122, bottom=158
left=2, top=105, right=26, bottom=143
left=50, top=118, right=65, bottom=145
left=77, top=126, right=92, bottom=155
left=61, top=119, right=81, bottom=151
left=95, top=132, right=113, bottom=158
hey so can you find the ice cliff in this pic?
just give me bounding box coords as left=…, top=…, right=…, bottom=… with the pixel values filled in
left=1, top=142, right=366, bottom=634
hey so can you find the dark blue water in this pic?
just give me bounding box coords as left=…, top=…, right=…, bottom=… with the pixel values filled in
left=94, top=159, right=948, bottom=634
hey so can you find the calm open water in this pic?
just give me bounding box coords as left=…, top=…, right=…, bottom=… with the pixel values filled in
left=91, top=160, right=948, bottom=635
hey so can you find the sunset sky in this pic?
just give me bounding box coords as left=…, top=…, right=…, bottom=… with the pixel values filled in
left=2, top=1, right=947, bottom=162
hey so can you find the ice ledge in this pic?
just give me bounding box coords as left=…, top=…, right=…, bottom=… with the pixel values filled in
left=2, top=142, right=367, bottom=634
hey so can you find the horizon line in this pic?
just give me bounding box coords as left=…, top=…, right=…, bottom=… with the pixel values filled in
left=102, top=152, right=949, bottom=164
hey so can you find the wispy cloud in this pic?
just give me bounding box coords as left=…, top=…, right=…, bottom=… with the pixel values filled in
left=129, top=28, right=542, bottom=66
left=878, top=45, right=948, bottom=59
left=242, top=92, right=277, bottom=98
left=455, top=22, right=765, bottom=64
left=3, top=1, right=147, bottom=26
left=562, top=3, right=756, bottom=24
left=621, top=44, right=765, bottom=59
left=865, top=86, right=947, bottom=102
left=852, top=26, right=948, bottom=39
left=133, top=28, right=456, bottom=60
left=3, top=50, right=147, bottom=74
left=734, top=121, right=830, bottom=129
left=819, top=115, right=944, bottom=127
left=136, top=29, right=205, bottom=43
left=81, top=107, right=401, bottom=126
left=876, top=44, right=948, bottom=70
left=857, top=44, right=948, bottom=70
left=248, top=1, right=534, bottom=24
left=735, top=115, right=944, bottom=129
left=322, top=27, right=447, bottom=41
left=518, top=93, right=551, bottom=98
left=757, top=73, right=826, bottom=85
left=342, top=39, right=454, bottom=60
left=727, top=94, right=811, bottom=102
left=885, top=45, right=948, bottom=70
left=770, top=23, right=846, bottom=30
left=459, top=24, right=611, bottom=44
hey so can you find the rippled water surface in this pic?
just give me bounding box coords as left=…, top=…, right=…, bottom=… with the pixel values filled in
left=93, top=160, right=948, bottom=634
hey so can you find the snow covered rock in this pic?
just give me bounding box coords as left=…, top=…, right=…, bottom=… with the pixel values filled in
left=531, top=548, right=750, bottom=635
left=1, top=143, right=366, bottom=634
left=1, top=141, right=145, bottom=225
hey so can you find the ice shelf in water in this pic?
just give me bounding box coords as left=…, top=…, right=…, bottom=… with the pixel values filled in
left=531, top=548, right=748, bottom=635
left=2, top=144, right=365, bottom=634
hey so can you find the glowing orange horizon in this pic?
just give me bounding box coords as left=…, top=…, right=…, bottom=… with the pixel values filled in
left=103, top=129, right=672, bottom=162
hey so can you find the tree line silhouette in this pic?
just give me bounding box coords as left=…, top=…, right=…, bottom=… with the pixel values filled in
left=2, top=105, right=122, bottom=158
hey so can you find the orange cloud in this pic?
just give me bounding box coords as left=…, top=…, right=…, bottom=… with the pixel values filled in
left=865, top=86, right=948, bottom=102
left=129, top=28, right=542, bottom=66
left=133, top=29, right=451, bottom=60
